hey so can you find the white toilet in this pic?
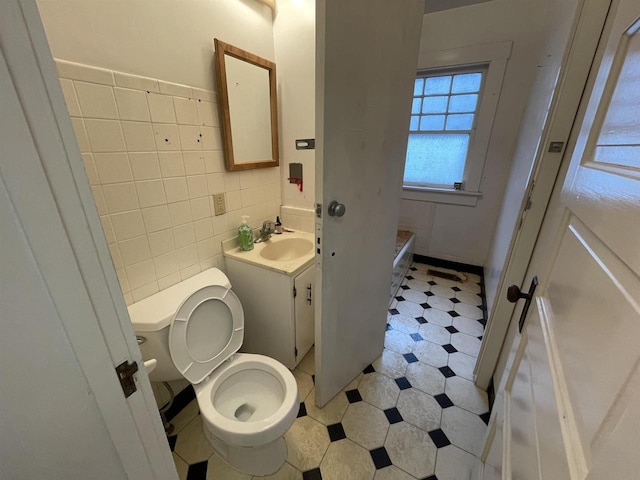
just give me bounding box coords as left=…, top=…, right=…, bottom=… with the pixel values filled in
left=128, top=268, right=299, bottom=476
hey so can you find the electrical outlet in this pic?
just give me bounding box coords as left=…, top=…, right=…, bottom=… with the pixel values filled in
left=213, top=193, right=226, bottom=216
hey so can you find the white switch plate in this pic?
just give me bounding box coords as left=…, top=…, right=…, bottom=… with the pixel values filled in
left=213, top=193, right=226, bottom=216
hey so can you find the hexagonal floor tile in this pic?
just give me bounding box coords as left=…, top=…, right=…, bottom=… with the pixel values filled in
left=450, top=332, right=481, bottom=357
left=384, top=330, right=414, bottom=355
left=452, top=316, right=484, bottom=337
left=206, top=453, right=250, bottom=479
left=342, top=402, right=389, bottom=450
left=456, top=281, right=481, bottom=294
left=173, top=416, right=213, bottom=464
left=418, top=323, right=451, bottom=346
left=401, top=289, right=428, bottom=305
left=454, top=303, right=483, bottom=320
left=430, top=284, right=456, bottom=299
left=444, top=376, right=488, bottom=415
left=305, top=387, right=349, bottom=425
left=395, top=300, right=424, bottom=318
left=447, top=352, right=477, bottom=381
left=372, top=465, right=416, bottom=480
left=256, top=461, right=303, bottom=480
left=455, top=290, right=483, bottom=307
left=358, top=372, right=400, bottom=410
left=320, top=439, right=376, bottom=480
left=427, top=295, right=454, bottom=312
left=422, top=308, right=453, bottom=327
left=434, top=445, right=479, bottom=480
left=372, top=350, right=408, bottom=379
left=441, top=406, right=487, bottom=456
left=285, top=415, right=330, bottom=471
left=293, top=368, right=314, bottom=403
left=388, top=314, right=420, bottom=334
left=412, top=340, right=449, bottom=368
left=396, top=389, right=442, bottom=432
left=298, top=346, right=316, bottom=375
left=384, top=422, right=437, bottom=479
left=404, top=361, right=445, bottom=396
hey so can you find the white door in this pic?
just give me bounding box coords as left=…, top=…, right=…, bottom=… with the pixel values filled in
left=0, top=1, right=176, bottom=478
left=482, top=0, right=640, bottom=477
left=315, top=0, right=424, bottom=406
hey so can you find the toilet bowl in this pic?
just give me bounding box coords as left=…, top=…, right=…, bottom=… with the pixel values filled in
left=128, top=268, right=299, bottom=476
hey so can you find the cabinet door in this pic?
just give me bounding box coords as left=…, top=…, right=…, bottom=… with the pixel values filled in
left=294, top=266, right=315, bottom=364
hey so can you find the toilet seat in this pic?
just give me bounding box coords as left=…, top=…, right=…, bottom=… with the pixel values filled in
left=194, top=353, right=299, bottom=447
left=169, top=284, right=244, bottom=384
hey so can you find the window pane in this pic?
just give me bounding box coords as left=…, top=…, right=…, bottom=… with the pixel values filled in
left=419, top=115, right=445, bottom=131
left=410, top=116, right=419, bottom=131
left=422, top=96, right=448, bottom=114
left=424, top=75, right=451, bottom=95
left=452, top=73, right=482, bottom=93
left=449, top=94, right=478, bottom=113
left=446, top=114, right=474, bottom=130
left=414, top=78, right=425, bottom=96
left=411, top=98, right=422, bottom=114
left=404, top=133, right=469, bottom=186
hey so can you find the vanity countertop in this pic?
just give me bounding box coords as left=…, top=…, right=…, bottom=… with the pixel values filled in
left=222, top=230, right=315, bottom=276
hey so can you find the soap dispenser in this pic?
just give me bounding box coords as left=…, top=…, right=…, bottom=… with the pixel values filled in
left=238, top=215, right=254, bottom=251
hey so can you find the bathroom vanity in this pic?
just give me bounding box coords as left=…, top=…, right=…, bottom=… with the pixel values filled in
left=222, top=232, right=315, bottom=369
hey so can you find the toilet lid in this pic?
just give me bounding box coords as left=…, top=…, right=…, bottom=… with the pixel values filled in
left=168, top=285, right=244, bottom=384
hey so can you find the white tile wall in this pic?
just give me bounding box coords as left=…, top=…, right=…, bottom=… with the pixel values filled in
left=280, top=205, right=315, bottom=233
left=57, top=60, right=282, bottom=305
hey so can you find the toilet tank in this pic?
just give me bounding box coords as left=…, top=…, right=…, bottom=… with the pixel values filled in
left=128, top=268, right=232, bottom=383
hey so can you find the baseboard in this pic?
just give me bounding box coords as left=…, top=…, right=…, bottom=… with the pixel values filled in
left=413, top=254, right=483, bottom=277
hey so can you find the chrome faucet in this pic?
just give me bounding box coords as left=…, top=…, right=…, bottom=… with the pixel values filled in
left=254, top=220, right=276, bottom=243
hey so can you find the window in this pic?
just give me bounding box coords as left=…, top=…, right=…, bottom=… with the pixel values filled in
left=401, top=41, right=511, bottom=206
left=404, top=67, right=486, bottom=188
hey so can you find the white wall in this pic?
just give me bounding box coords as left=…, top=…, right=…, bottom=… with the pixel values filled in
left=273, top=0, right=316, bottom=211
left=36, top=0, right=275, bottom=91
left=483, top=0, right=583, bottom=315
left=400, top=0, right=549, bottom=265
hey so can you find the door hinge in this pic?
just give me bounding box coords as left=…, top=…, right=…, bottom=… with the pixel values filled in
left=116, top=360, right=139, bottom=398
left=293, top=286, right=297, bottom=298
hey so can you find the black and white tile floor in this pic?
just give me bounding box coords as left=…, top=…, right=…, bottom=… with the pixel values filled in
left=168, top=261, right=489, bottom=479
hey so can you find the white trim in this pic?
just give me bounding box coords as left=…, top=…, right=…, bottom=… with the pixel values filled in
left=402, top=186, right=482, bottom=206
left=403, top=41, right=511, bottom=202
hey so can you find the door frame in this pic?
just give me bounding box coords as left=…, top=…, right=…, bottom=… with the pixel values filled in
left=475, top=0, right=611, bottom=389
left=1, top=1, right=176, bottom=477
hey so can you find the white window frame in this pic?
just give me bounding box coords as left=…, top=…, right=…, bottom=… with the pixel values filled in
left=403, top=41, right=511, bottom=206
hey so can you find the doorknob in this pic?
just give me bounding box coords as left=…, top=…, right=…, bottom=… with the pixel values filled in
left=506, top=276, right=538, bottom=333
left=328, top=201, right=346, bottom=217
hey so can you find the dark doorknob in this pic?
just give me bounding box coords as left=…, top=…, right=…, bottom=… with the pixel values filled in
left=506, top=276, right=539, bottom=333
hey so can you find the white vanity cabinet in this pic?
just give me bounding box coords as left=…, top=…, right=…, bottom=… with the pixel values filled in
left=225, top=257, right=315, bottom=369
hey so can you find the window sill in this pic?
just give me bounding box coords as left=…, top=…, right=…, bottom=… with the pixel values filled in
left=402, top=186, right=482, bottom=206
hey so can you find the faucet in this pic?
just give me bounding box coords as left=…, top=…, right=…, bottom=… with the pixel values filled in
left=254, top=220, right=276, bottom=243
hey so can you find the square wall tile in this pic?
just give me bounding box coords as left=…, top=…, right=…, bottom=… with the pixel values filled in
left=174, top=97, right=199, bottom=125
left=122, top=121, right=156, bottom=152
left=136, top=179, right=166, bottom=208
left=125, top=259, right=156, bottom=289
left=71, top=118, right=91, bottom=152
left=207, top=173, right=225, bottom=195
left=59, top=79, right=81, bottom=116
left=168, top=200, right=193, bottom=226
left=154, top=124, right=181, bottom=151
left=190, top=197, right=210, bottom=220
left=158, top=152, right=185, bottom=177
left=153, top=251, right=180, bottom=278
left=102, top=182, right=139, bottom=213
left=204, top=150, right=225, bottom=173
left=93, top=152, right=132, bottom=184
left=158, top=271, right=182, bottom=290
left=177, top=245, right=199, bottom=269
left=183, top=151, right=206, bottom=175
left=74, top=81, right=118, bottom=119
left=159, top=81, right=192, bottom=98
left=187, top=175, right=208, bottom=199
left=100, top=215, right=116, bottom=243
left=132, top=281, right=159, bottom=302
left=119, top=235, right=152, bottom=266
left=178, top=125, right=202, bottom=150
left=199, top=126, right=222, bottom=150
left=110, top=211, right=146, bottom=241
left=114, top=88, right=150, bottom=122
left=196, top=101, right=218, bottom=127
left=90, top=186, right=107, bottom=215
left=194, top=218, right=213, bottom=241
left=173, top=224, right=196, bottom=249
left=148, top=94, right=176, bottom=123
left=129, top=152, right=161, bottom=180
left=148, top=229, right=175, bottom=256
left=81, top=153, right=99, bottom=185
left=84, top=119, right=126, bottom=152
left=164, top=177, right=189, bottom=203
left=141, top=205, right=171, bottom=233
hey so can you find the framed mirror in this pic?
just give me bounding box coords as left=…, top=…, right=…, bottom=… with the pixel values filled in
left=214, top=39, right=279, bottom=171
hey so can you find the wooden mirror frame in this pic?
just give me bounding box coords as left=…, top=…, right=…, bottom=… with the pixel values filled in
left=214, top=39, right=279, bottom=171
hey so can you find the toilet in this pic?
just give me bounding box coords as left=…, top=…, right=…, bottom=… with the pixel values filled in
left=128, top=268, right=299, bottom=476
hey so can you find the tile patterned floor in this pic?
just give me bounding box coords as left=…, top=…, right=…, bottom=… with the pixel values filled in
left=168, top=261, right=489, bottom=480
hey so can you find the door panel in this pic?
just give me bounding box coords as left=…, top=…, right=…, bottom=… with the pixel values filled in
left=314, top=0, right=424, bottom=405
left=483, top=1, right=640, bottom=478
left=294, top=265, right=315, bottom=363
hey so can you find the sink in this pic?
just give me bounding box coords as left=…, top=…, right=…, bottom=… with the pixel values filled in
left=259, top=237, right=314, bottom=261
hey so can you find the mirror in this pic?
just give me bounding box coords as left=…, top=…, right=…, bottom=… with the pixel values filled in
left=214, top=39, right=279, bottom=171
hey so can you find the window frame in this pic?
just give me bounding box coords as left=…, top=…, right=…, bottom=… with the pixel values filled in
left=402, top=41, right=512, bottom=206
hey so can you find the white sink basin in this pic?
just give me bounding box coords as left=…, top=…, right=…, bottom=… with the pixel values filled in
left=259, top=237, right=314, bottom=261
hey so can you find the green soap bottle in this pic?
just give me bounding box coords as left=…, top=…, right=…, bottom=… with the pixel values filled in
left=238, top=215, right=254, bottom=251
